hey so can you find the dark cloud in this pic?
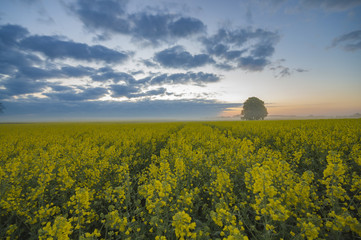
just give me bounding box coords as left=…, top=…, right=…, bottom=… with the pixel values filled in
left=140, top=87, right=167, bottom=97
left=1, top=65, right=95, bottom=87
left=202, top=27, right=279, bottom=71
left=0, top=22, right=222, bottom=108
left=0, top=24, right=41, bottom=75
left=71, top=0, right=130, bottom=34
left=0, top=48, right=41, bottom=75
left=238, top=57, right=268, bottom=71
left=92, top=69, right=135, bottom=83
left=21, top=35, right=129, bottom=63
left=50, top=85, right=74, bottom=92
left=45, top=87, right=108, bottom=101
left=129, top=13, right=174, bottom=44
left=0, top=24, right=29, bottom=46
left=331, top=30, right=361, bottom=51
left=0, top=24, right=127, bottom=101
left=17, top=66, right=63, bottom=80
left=61, top=65, right=95, bottom=77
left=154, top=45, right=214, bottom=68
left=110, top=84, right=139, bottom=98
left=168, top=17, right=206, bottom=37
left=224, top=50, right=244, bottom=60
left=0, top=78, right=45, bottom=99
left=251, top=44, right=275, bottom=58
left=149, top=72, right=220, bottom=86
left=203, top=28, right=279, bottom=50
left=126, top=13, right=206, bottom=45
left=70, top=0, right=205, bottom=45
left=0, top=25, right=61, bottom=99
left=207, top=43, right=229, bottom=56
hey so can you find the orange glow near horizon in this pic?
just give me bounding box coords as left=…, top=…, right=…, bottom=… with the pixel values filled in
left=220, top=102, right=361, bottom=118
left=219, top=107, right=242, bottom=117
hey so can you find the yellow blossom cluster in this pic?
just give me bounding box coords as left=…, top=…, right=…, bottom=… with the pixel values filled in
left=172, top=211, right=196, bottom=239
left=1, top=119, right=361, bottom=239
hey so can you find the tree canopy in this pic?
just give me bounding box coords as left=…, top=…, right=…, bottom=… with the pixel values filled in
left=241, top=97, right=268, bottom=120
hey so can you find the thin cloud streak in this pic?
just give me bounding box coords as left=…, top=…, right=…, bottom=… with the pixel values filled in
left=331, top=30, right=361, bottom=51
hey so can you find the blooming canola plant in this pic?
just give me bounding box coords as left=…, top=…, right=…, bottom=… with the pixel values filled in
left=0, top=120, right=361, bottom=239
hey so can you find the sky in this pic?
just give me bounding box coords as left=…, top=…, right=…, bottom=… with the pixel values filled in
left=0, top=0, right=360, bottom=121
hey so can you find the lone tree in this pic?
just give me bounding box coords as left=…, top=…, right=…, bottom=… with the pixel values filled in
left=241, top=97, right=268, bottom=120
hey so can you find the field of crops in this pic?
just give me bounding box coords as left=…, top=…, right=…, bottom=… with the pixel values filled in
left=1, top=119, right=361, bottom=239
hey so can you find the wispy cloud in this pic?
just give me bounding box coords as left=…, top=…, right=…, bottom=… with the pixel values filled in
left=269, top=59, right=308, bottom=78
left=301, top=0, right=361, bottom=11
left=331, top=30, right=361, bottom=51
left=269, top=0, right=361, bottom=11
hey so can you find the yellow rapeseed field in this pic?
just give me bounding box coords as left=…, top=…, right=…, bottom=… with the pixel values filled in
left=1, top=119, right=360, bottom=239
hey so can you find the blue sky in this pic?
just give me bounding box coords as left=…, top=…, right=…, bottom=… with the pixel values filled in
left=0, top=0, right=360, bottom=121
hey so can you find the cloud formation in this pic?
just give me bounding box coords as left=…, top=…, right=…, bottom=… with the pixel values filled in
left=69, top=0, right=282, bottom=72
left=21, top=35, right=129, bottom=63
left=331, top=30, right=361, bottom=51
left=107, top=71, right=220, bottom=98
left=110, top=85, right=168, bottom=98
left=0, top=78, right=45, bottom=99
left=72, top=0, right=129, bottom=33
left=91, top=68, right=135, bottom=83
left=154, top=46, right=214, bottom=69
left=0, top=25, right=41, bottom=75
left=0, top=23, right=222, bottom=102
left=149, top=72, right=220, bottom=86
left=0, top=23, right=130, bottom=86
left=201, top=27, right=279, bottom=71
left=70, top=0, right=206, bottom=45
left=45, top=87, right=108, bottom=101
left=0, top=24, right=29, bottom=46
left=149, top=27, right=279, bottom=72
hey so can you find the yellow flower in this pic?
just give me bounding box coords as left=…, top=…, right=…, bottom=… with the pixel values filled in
left=172, top=211, right=196, bottom=240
